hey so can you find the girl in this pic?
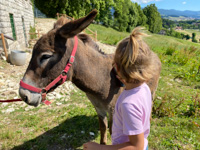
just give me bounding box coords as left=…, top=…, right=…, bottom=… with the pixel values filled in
left=83, top=27, right=155, bottom=150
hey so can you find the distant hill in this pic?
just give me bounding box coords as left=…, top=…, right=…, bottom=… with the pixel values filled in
left=158, top=9, right=200, bottom=20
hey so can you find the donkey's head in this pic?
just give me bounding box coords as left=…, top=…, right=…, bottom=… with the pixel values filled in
left=19, top=10, right=97, bottom=107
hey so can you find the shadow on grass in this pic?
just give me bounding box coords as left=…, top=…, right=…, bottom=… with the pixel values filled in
left=11, top=115, right=99, bottom=150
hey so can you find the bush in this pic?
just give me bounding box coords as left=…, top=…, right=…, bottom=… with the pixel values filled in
left=165, top=46, right=176, bottom=56
left=29, top=26, right=37, bottom=39
left=153, top=94, right=200, bottom=118
left=184, top=94, right=200, bottom=117
left=177, top=59, right=200, bottom=81
left=192, top=39, right=198, bottom=43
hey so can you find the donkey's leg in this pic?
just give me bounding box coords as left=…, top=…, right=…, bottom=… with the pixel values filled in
left=108, top=107, right=114, bottom=135
left=86, top=94, right=108, bottom=144
left=97, top=112, right=108, bottom=145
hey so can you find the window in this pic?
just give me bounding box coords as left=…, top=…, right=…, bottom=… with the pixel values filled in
left=9, top=14, right=17, bottom=40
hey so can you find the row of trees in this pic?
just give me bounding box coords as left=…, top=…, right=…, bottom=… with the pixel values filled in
left=162, top=18, right=200, bottom=31
left=161, top=18, right=200, bottom=43
left=161, top=28, right=199, bottom=43
left=33, top=0, right=162, bottom=33
left=179, top=20, right=200, bottom=30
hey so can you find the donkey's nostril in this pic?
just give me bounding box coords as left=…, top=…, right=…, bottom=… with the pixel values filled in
left=24, top=96, right=28, bottom=103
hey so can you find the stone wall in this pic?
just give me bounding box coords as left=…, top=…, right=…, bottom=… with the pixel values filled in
left=0, top=0, right=34, bottom=58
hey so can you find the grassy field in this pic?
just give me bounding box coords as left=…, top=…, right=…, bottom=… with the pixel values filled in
left=0, top=24, right=200, bottom=150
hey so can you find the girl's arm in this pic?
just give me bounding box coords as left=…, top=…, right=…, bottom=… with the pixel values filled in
left=83, top=133, right=144, bottom=150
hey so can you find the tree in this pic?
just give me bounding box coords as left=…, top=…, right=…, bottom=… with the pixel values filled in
left=127, top=2, right=139, bottom=32
left=113, top=0, right=139, bottom=32
left=135, top=3, right=147, bottom=27
left=162, top=18, right=175, bottom=29
left=98, top=0, right=114, bottom=26
left=192, top=33, right=198, bottom=43
left=34, top=0, right=115, bottom=26
left=185, top=34, right=190, bottom=40
left=143, top=4, right=162, bottom=33
left=113, top=0, right=129, bottom=31
left=34, top=0, right=68, bottom=18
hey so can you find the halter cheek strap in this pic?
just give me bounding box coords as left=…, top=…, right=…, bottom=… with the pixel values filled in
left=20, top=36, right=78, bottom=105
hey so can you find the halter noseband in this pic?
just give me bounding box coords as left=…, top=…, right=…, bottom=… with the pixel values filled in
left=20, top=36, right=78, bottom=105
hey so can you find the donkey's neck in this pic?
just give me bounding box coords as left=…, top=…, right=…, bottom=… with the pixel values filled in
left=71, top=39, right=115, bottom=99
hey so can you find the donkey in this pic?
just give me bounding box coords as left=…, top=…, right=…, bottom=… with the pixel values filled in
left=19, top=10, right=161, bottom=144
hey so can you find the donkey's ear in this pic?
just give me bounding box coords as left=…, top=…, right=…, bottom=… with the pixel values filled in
left=57, top=9, right=98, bottom=38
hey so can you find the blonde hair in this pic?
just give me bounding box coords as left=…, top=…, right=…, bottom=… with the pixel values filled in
left=114, top=27, right=154, bottom=83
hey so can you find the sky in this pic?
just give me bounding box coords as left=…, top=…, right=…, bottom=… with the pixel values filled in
left=131, top=0, right=200, bottom=11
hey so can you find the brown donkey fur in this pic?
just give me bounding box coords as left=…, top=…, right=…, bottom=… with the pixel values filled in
left=19, top=10, right=161, bottom=144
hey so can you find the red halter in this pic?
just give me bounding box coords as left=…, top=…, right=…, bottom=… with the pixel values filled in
left=20, top=36, right=78, bottom=105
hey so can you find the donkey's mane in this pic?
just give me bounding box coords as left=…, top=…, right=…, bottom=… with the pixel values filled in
left=77, top=34, right=106, bottom=55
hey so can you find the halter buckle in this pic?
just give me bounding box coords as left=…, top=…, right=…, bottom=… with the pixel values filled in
left=69, top=56, right=75, bottom=64
left=41, top=89, right=47, bottom=94
left=61, top=70, right=67, bottom=76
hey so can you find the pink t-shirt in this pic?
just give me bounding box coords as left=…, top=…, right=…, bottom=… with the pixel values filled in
left=112, top=83, right=152, bottom=150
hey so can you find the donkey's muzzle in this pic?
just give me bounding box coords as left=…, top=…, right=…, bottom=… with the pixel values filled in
left=19, top=87, right=41, bottom=107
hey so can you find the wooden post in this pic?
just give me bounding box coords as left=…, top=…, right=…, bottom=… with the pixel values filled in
left=57, top=13, right=59, bottom=19
left=37, top=30, right=40, bottom=38
left=95, top=31, right=97, bottom=41
left=1, top=33, right=8, bottom=61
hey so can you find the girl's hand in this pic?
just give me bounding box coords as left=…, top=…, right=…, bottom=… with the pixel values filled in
left=83, top=142, right=102, bottom=150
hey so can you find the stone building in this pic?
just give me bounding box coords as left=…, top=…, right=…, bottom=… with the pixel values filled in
left=0, top=0, right=34, bottom=58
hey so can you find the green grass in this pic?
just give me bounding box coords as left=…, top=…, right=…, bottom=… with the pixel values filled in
left=86, top=24, right=129, bottom=45
left=0, top=24, right=200, bottom=150
left=150, top=117, right=200, bottom=150
left=0, top=91, right=101, bottom=150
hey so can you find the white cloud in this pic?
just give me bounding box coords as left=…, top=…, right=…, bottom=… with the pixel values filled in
left=182, top=1, right=186, bottom=5
left=132, top=0, right=161, bottom=4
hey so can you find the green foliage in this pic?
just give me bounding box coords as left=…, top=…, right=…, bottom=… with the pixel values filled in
left=177, top=59, right=200, bottom=81
left=34, top=0, right=163, bottom=34
left=162, top=46, right=200, bottom=81
left=164, top=28, right=187, bottom=40
left=185, top=34, right=191, bottom=40
left=29, top=26, right=37, bottom=39
left=143, top=4, right=162, bottom=33
left=152, top=94, right=185, bottom=117
left=30, top=0, right=34, bottom=11
left=184, top=94, right=200, bottom=117
left=113, top=0, right=129, bottom=31
left=178, top=20, right=200, bottom=30
left=98, top=0, right=114, bottom=27
left=165, top=46, right=176, bottom=55
left=135, top=3, right=147, bottom=26
left=192, top=32, right=198, bottom=42
left=153, top=92, right=200, bottom=118
left=34, top=0, right=68, bottom=17
left=162, top=18, right=175, bottom=29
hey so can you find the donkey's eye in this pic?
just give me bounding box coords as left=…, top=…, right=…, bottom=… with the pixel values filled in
left=40, top=55, right=52, bottom=63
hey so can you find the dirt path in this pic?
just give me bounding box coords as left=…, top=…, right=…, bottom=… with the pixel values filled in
left=0, top=18, right=116, bottom=113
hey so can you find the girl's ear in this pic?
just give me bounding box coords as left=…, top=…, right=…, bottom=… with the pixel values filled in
left=57, top=9, right=98, bottom=39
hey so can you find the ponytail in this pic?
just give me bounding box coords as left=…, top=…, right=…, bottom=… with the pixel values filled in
left=114, top=27, right=153, bottom=83
left=122, top=27, right=145, bottom=69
